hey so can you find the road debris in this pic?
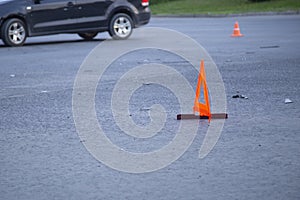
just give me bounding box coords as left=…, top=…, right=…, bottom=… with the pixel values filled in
left=232, top=91, right=248, bottom=99
left=140, top=107, right=151, bottom=111
left=260, top=45, right=280, bottom=49
left=284, top=98, right=293, bottom=104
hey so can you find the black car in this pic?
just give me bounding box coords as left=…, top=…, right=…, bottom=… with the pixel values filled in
left=0, top=0, right=151, bottom=46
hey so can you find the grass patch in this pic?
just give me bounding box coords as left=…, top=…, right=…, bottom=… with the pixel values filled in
left=150, top=0, right=300, bottom=15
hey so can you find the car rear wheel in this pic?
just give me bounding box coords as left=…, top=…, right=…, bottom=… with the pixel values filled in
left=78, top=32, right=98, bottom=40
left=109, top=13, right=133, bottom=40
left=1, top=18, right=27, bottom=47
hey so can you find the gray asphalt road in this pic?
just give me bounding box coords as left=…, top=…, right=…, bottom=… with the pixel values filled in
left=1, top=15, right=300, bottom=200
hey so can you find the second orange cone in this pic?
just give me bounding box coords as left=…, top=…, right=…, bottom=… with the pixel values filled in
left=231, top=21, right=243, bottom=37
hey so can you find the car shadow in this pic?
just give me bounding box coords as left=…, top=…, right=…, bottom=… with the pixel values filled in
left=0, top=38, right=106, bottom=48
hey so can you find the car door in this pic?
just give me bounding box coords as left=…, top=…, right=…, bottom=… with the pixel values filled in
left=73, top=0, right=113, bottom=29
left=27, top=0, right=77, bottom=34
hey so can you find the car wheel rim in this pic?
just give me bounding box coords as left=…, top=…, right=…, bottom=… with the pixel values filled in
left=8, top=22, right=26, bottom=45
left=113, top=17, right=132, bottom=38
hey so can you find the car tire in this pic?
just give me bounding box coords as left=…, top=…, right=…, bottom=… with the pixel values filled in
left=78, top=32, right=98, bottom=40
left=109, top=13, right=133, bottom=40
left=1, top=18, right=27, bottom=47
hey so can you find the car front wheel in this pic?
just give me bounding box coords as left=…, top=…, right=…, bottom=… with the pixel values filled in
left=1, top=18, right=27, bottom=47
left=109, top=13, right=133, bottom=40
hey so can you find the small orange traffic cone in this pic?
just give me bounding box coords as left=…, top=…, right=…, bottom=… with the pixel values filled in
left=231, top=21, right=243, bottom=37
left=193, top=60, right=211, bottom=119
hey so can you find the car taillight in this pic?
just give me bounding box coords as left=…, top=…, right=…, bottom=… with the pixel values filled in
left=142, top=0, right=149, bottom=6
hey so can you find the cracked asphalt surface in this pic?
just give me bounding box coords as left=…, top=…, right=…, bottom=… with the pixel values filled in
left=1, top=15, right=300, bottom=200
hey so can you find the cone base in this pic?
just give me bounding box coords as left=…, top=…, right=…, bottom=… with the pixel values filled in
left=177, top=113, right=228, bottom=120
left=231, top=34, right=243, bottom=37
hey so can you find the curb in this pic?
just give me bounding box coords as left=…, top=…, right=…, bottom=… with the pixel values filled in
left=152, top=10, right=300, bottom=18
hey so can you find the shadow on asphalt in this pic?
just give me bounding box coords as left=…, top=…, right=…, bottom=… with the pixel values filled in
left=0, top=38, right=105, bottom=48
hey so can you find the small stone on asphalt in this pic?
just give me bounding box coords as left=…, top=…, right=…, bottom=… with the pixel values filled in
left=284, top=98, right=293, bottom=104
